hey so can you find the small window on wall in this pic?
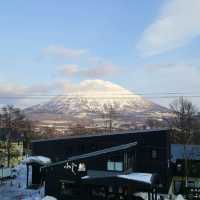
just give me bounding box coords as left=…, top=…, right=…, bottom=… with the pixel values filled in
left=107, top=161, right=115, bottom=171
left=152, top=149, right=158, bottom=159
left=115, top=162, right=123, bottom=171
left=107, top=160, right=123, bottom=171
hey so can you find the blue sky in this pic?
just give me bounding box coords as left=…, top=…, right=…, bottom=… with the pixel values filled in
left=0, top=0, right=200, bottom=108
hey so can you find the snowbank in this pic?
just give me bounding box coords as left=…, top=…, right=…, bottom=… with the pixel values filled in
left=0, top=164, right=45, bottom=200
left=176, top=194, right=185, bottom=200
left=133, top=192, right=147, bottom=199
left=23, top=156, right=51, bottom=165
left=42, top=196, right=57, bottom=200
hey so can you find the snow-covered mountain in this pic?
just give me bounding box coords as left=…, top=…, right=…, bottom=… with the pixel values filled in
left=25, top=80, right=168, bottom=118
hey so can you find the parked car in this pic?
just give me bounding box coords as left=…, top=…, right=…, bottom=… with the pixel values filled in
left=10, top=168, right=18, bottom=178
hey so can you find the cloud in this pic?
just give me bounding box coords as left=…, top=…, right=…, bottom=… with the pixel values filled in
left=137, top=0, right=200, bottom=56
left=41, top=45, right=122, bottom=79
left=61, top=63, right=120, bottom=78
left=61, top=79, right=127, bottom=94
left=129, top=63, right=200, bottom=108
left=42, top=45, right=87, bottom=60
left=0, top=84, right=29, bottom=107
left=0, top=82, right=63, bottom=108
left=60, top=64, right=79, bottom=76
left=136, top=63, right=200, bottom=91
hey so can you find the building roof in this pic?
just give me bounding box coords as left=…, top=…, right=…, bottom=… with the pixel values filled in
left=42, top=141, right=137, bottom=169
left=171, top=144, right=200, bottom=161
left=32, top=128, right=170, bottom=143
left=68, top=141, right=137, bottom=161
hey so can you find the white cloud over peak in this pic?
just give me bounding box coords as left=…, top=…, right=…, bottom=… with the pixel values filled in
left=138, top=0, right=200, bottom=56
left=61, top=79, right=130, bottom=94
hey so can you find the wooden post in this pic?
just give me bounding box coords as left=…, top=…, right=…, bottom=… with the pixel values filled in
left=26, top=164, right=29, bottom=188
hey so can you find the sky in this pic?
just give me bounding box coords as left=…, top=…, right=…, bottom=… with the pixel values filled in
left=0, top=0, right=200, bottom=108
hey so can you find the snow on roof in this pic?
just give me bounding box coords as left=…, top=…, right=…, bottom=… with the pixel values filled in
left=117, top=173, right=153, bottom=184
left=23, top=156, right=51, bottom=165
left=82, top=172, right=155, bottom=184
left=42, top=196, right=58, bottom=200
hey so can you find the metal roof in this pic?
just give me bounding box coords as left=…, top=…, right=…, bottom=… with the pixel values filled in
left=32, top=128, right=170, bottom=143
left=68, top=141, right=137, bottom=161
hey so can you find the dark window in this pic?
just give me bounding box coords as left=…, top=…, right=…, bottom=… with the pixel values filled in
left=55, top=157, right=59, bottom=162
left=151, top=149, right=158, bottom=159
left=66, top=146, right=74, bottom=156
left=80, top=145, right=85, bottom=153
left=91, top=145, right=97, bottom=151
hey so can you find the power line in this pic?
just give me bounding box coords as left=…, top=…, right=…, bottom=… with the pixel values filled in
left=0, top=94, right=200, bottom=99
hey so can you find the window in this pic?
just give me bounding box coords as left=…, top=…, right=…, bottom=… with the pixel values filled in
left=107, top=161, right=115, bottom=171
left=151, top=149, right=158, bottom=159
left=107, top=160, right=123, bottom=171
left=115, top=162, right=123, bottom=171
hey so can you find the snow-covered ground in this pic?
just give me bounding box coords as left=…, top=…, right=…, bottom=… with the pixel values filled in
left=0, top=164, right=44, bottom=200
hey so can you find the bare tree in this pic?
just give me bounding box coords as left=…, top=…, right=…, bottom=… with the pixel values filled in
left=169, top=97, right=198, bottom=186
left=169, top=97, right=197, bottom=144
left=101, top=104, right=117, bottom=133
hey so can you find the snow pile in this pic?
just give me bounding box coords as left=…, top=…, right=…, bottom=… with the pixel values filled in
left=82, top=175, right=90, bottom=179
left=133, top=192, right=148, bottom=199
left=23, top=156, right=51, bottom=165
left=176, top=194, right=185, bottom=200
left=118, top=173, right=153, bottom=184
left=0, top=164, right=45, bottom=200
left=42, top=196, right=57, bottom=200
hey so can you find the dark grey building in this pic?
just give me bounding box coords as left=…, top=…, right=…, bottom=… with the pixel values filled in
left=30, top=129, right=171, bottom=199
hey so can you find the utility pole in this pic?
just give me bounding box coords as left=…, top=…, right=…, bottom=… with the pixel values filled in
left=109, top=105, right=113, bottom=134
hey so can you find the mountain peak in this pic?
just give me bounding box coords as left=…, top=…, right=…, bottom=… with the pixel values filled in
left=25, top=79, right=168, bottom=116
